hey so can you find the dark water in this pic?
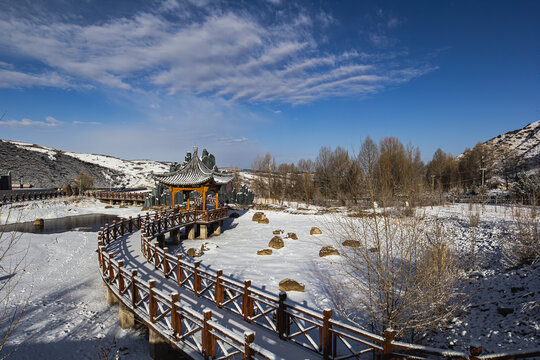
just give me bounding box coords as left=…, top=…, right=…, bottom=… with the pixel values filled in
left=0, top=214, right=122, bottom=234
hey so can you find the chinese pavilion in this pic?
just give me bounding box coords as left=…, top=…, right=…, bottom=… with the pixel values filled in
left=152, top=147, right=234, bottom=210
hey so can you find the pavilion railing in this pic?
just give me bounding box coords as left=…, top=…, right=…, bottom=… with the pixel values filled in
left=98, top=210, right=540, bottom=360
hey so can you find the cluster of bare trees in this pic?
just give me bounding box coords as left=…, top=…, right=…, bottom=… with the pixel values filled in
left=252, top=137, right=533, bottom=206
left=252, top=136, right=425, bottom=207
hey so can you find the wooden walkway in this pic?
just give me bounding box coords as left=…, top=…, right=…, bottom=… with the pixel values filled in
left=97, top=209, right=540, bottom=360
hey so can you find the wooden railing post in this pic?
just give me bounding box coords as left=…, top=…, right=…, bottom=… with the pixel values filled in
left=242, top=280, right=253, bottom=321
left=119, top=219, right=124, bottom=236
left=277, top=291, right=289, bottom=339
left=112, top=220, right=116, bottom=239
left=131, top=270, right=138, bottom=307
left=176, top=255, right=183, bottom=286
left=163, top=248, right=169, bottom=276
left=382, top=328, right=396, bottom=359
left=202, top=309, right=215, bottom=358
left=171, top=292, right=180, bottom=339
left=149, top=279, right=157, bottom=322
left=469, top=343, right=483, bottom=360
left=194, top=261, right=201, bottom=296
left=108, top=254, right=114, bottom=284
left=243, top=331, right=254, bottom=360
left=128, top=216, right=133, bottom=232
left=322, top=309, right=333, bottom=359
left=137, top=214, right=141, bottom=229
left=105, top=224, right=109, bottom=243
left=153, top=242, right=159, bottom=268
left=118, top=260, right=125, bottom=293
left=215, top=269, right=224, bottom=308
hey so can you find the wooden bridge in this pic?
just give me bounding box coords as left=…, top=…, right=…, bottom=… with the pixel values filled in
left=0, top=190, right=66, bottom=207
left=97, top=209, right=540, bottom=360
left=86, top=191, right=148, bottom=206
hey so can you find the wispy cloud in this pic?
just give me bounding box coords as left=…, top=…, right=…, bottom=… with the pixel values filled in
left=0, top=3, right=432, bottom=104
left=0, top=116, right=63, bottom=127
left=72, top=120, right=101, bottom=125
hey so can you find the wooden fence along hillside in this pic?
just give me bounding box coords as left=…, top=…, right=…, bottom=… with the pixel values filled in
left=97, top=209, right=540, bottom=360
left=0, top=190, right=66, bottom=207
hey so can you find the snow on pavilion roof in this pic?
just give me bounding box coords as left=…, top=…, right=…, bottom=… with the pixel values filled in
left=152, top=148, right=234, bottom=187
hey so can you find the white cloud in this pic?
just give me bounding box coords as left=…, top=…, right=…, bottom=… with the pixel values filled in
left=0, top=5, right=432, bottom=104
left=0, top=116, right=63, bottom=127
left=72, top=120, right=101, bottom=125
left=0, top=69, right=72, bottom=88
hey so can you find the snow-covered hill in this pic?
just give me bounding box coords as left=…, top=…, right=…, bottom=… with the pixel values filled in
left=485, top=120, right=540, bottom=170
left=1, top=140, right=170, bottom=188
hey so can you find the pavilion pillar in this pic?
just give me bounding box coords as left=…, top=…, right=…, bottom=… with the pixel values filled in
left=203, top=188, right=206, bottom=211
left=215, top=193, right=219, bottom=209
left=187, top=192, right=190, bottom=211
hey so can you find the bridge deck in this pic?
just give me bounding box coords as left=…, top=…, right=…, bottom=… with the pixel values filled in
left=108, top=230, right=321, bottom=359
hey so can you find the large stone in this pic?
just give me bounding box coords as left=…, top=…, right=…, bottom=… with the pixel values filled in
left=273, top=229, right=284, bottom=235
left=268, top=236, right=284, bottom=249
left=257, top=249, right=273, bottom=255
left=34, top=218, right=44, bottom=228
left=310, top=227, right=322, bottom=235
left=252, top=212, right=266, bottom=221
left=286, top=232, right=298, bottom=240
left=258, top=218, right=269, bottom=224
left=319, top=246, right=339, bottom=257
left=186, top=248, right=203, bottom=257
left=343, top=240, right=361, bottom=247
left=279, top=278, right=305, bottom=292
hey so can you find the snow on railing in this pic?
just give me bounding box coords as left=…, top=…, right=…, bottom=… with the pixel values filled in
left=98, top=209, right=540, bottom=360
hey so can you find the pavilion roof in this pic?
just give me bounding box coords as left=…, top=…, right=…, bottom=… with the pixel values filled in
left=152, top=148, right=234, bottom=187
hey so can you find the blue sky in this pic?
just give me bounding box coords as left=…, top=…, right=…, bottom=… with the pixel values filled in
left=0, top=0, right=538, bottom=168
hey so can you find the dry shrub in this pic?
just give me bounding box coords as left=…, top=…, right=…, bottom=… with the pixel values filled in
left=325, top=209, right=463, bottom=341
left=501, top=205, right=540, bottom=268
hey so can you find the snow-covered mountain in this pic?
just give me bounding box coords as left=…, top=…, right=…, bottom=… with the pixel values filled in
left=0, top=140, right=170, bottom=188
left=485, top=120, right=540, bottom=170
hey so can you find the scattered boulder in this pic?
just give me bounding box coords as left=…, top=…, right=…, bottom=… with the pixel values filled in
left=201, top=243, right=210, bottom=252
left=343, top=240, right=361, bottom=247
left=186, top=248, right=203, bottom=258
left=279, top=278, right=305, bottom=292
left=258, top=218, right=269, bottom=224
left=229, top=212, right=240, bottom=218
left=105, top=205, right=113, bottom=209
left=268, top=236, right=284, bottom=249
left=319, top=246, right=339, bottom=257
left=252, top=212, right=266, bottom=221
left=257, top=249, right=273, bottom=255
left=310, top=227, right=322, bottom=235
left=497, top=307, right=514, bottom=316
left=119, top=205, right=127, bottom=208
left=33, top=218, right=44, bottom=228
left=273, top=229, right=284, bottom=234
left=286, top=232, right=298, bottom=240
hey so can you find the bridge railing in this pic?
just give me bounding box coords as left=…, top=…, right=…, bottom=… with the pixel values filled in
left=98, top=215, right=278, bottom=360
left=0, top=191, right=66, bottom=207
left=86, top=191, right=148, bottom=202
left=130, top=209, right=540, bottom=360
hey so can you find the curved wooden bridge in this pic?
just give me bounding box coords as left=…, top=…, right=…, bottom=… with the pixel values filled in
left=97, top=207, right=540, bottom=360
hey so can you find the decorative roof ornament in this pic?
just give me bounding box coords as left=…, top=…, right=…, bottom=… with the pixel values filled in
left=152, top=147, right=234, bottom=186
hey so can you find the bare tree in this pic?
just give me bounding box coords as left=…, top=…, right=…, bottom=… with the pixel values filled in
left=72, top=173, right=94, bottom=194
left=0, top=208, right=30, bottom=358
left=325, top=208, right=462, bottom=341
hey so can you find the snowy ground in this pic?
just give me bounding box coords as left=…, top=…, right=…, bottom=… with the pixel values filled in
left=1, top=199, right=538, bottom=358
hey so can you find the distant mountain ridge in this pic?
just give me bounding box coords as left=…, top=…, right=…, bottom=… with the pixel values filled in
left=0, top=140, right=169, bottom=188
